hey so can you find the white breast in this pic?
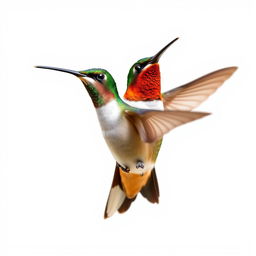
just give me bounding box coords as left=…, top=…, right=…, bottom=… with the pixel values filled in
left=96, top=100, right=122, bottom=131
left=96, top=100, right=133, bottom=144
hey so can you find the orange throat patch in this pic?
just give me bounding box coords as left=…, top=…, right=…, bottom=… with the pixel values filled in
left=124, top=64, right=161, bottom=101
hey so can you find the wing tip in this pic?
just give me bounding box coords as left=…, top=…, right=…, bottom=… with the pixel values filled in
left=223, top=66, right=238, bottom=76
left=192, top=111, right=211, bottom=121
left=227, top=66, right=238, bottom=71
left=200, top=112, right=211, bottom=117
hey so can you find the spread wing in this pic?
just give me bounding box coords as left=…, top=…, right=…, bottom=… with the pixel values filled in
left=125, top=110, right=210, bottom=143
left=162, top=67, right=238, bottom=111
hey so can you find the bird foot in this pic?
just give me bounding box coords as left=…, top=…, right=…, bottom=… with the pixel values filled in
left=136, top=160, right=144, bottom=169
left=118, top=163, right=130, bottom=173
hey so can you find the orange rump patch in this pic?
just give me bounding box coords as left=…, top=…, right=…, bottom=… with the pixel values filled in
left=119, top=169, right=151, bottom=198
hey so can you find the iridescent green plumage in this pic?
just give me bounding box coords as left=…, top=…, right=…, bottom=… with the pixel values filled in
left=80, top=69, right=119, bottom=98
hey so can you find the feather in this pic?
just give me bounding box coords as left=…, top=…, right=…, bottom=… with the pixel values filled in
left=104, top=164, right=126, bottom=218
left=125, top=110, right=210, bottom=143
left=140, top=168, right=159, bottom=203
left=162, top=67, right=237, bottom=111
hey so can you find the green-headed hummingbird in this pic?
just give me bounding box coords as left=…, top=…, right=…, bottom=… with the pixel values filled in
left=36, top=65, right=210, bottom=218
left=123, top=38, right=237, bottom=210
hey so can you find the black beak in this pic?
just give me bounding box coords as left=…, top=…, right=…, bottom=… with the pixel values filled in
left=35, top=65, right=85, bottom=77
left=149, top=37, right=179, bottom=63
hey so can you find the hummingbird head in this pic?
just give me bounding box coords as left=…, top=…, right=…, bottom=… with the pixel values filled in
left=124, top=38, right=179, bottom=101
left=35, top=66, right=119, bottom=108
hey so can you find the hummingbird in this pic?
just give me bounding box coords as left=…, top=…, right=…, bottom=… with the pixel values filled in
left=123, top=38, right=237, bottom=210
left=36, top=65, right=210, bottom=218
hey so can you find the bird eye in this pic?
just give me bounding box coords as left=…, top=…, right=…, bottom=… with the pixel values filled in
left=134, top=64, right=142, bottom=72
left=96, top=73, right=105, bottom=80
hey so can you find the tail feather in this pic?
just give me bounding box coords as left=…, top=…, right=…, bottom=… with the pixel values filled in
left=104, top=164, right=160, bottom=218
left=140, top=168, right=159, bottom=203
left=104, top=163, right=138, bottom=218
left=118, top=196, right=137, bottom=214
left=104, top=164, right=125, bottom=218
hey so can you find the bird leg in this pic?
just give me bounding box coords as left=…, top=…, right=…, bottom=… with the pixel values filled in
left=118, top=163, right=130, bottom=173
left=136, top=160, right=144, bottom=169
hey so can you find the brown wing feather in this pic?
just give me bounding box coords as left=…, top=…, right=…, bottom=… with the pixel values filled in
left=162, top=67, right=238, bottom=111
left=126, top=110, right=210, bottom=143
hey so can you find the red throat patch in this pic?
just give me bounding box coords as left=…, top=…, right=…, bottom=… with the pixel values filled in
left=124, top=64, right=161, bottom=101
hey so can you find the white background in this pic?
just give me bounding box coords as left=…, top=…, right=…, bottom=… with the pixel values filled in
left=1, top=0, right=255, bottom=255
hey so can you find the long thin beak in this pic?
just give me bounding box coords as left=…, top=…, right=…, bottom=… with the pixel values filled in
left=150, top=37, right=179, bottom=63
left=35, top=65, right=85, bottom=77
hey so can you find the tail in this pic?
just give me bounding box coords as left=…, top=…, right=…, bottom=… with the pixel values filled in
left=104, top=164, right=159, bottom=218
left=140, top=168, right=159, bottom=203
left=104, top=163, right=136, bottom=218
